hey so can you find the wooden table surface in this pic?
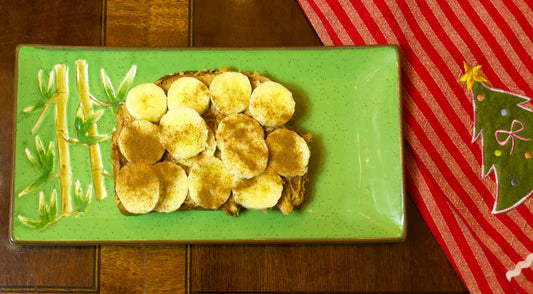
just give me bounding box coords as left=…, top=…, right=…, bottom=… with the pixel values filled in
left=0, top=0, right=468, bottom=293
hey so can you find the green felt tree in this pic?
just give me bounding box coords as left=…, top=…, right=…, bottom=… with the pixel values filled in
left=462, top=62, right=533, bottom=214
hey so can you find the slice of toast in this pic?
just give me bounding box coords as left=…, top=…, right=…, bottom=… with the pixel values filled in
left=111, top=67, right=311, bottom=216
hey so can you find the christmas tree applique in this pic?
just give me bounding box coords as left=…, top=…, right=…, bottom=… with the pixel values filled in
left=461, top=62, right=533, bottom=214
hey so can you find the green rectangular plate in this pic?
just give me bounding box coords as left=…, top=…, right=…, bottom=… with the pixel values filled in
left=11, top=45, right=405, bottom=244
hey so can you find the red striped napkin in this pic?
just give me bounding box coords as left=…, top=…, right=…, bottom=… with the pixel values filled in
left=297, top=1, right=533, bottom=293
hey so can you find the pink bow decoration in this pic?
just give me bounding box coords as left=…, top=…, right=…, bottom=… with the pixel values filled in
left=495, top=120, right=531, bottom=155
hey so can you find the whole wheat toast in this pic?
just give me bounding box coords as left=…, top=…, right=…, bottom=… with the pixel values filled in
left=111, top=67, right=310, bottom=216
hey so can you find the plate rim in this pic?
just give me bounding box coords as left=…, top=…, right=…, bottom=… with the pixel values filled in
left=10, top=44, right=406, bottom=245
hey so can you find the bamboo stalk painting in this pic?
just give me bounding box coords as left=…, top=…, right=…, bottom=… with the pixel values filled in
left=16, top=59, right=136, bottom=229
left=76, top=59, right=107, bottom=201
left=54, top=64, right=72, bottom=214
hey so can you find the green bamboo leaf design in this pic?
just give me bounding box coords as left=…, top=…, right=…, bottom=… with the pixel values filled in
left=18, top=173, right=49, bottom=196
left=74, top=107, right=110, bottom=145
left=72, top=180, right=92, bottom=212
left=17, top=189, right=60, bottom=229
left=17, top=215, right=46, bottom=229
left=116, top=65, right=137, bottom=101
left=24, top=148, right=40, bottom=171
left=84, top=184, right=93, bottom=204
left=29, top=136, right=54, bottom=173
left=34, top=136, right=54, bottom=173
left=34, top=135, right=46, bottom=164
left=45, top=141, right=55, bottom=168
left=100, top=68, right=116, bottom=101
left=23, top=100, right=46, bottom=113
left=77, top=106, right=91, bottom=134
left=74, top=180, right=82, bottom=199
left=86, top=108, right=104, bottom=127
left=79, top=184, right=92, bottom=212
left=18, top=137, right=55, bottom=197
left=74, top=180, right=83, bottom=210
left=37, top=69, right=55, bottom=99
left=74, top=107, right=84, bottom=133
left=100, top=65, right=136, bottom=112
left=38, top=191, right=49, bottom=223
left=37, top=70, right=46, bottom=97
left=48, top=189, right=58, bottom=221
left=74, top=180, right=87, bottom=211
left=46, top=69, right=55, bottom=97
left=44, top=155, right=54, bottom=174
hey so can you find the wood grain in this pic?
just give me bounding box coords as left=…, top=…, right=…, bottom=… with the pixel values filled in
left=0, top=0, right=101, bottom=292
left=105, top=0, right=190, bottom=47
left=190, top=199, right=466, bottom=293
left=100, top=245, right=186, bottom=294
left=193, top=0, right=322, bottom=47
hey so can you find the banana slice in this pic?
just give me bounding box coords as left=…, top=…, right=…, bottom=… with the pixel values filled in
left=215, top=113, right=264, bottom=148
left=167, top=77, right=210, bottom=115
left=125, top=83, right=168, bottom=122
left=177, top=126, right=216, bottom=167
left=266, top=129, right=310, bottom=177
left=188, top=157, right=235, bottom=209
left=154, top=161, right=188, bottom=213
left=209, top=71, right=252, bottom=115
left=216, top=114, right=268, bottom=179
left=118, top=119, right=165, bottom=164
left=116, top=162, right=161, bottom=214
left=233, top=168, right=284, bottom=210
left=159, top=106, right=209, bottom=160
left=249, top=81, right=295, bottom=127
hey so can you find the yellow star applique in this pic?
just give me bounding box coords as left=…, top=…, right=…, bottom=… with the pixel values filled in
left=459, top=61, right=488, bottom=90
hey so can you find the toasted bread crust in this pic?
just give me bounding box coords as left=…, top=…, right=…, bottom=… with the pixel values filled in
left=112, top=68, right=310, bottom=216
